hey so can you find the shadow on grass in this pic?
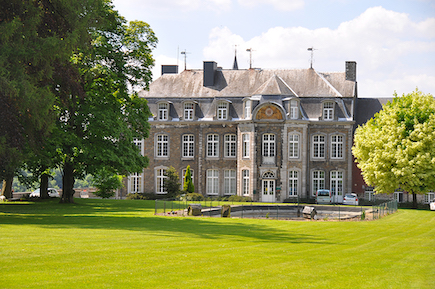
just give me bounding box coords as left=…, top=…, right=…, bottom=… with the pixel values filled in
left=0, top=199, right=330, bottom=244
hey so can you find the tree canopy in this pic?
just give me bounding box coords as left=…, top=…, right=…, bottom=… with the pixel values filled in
left=352, top=90, right=435, bottom=206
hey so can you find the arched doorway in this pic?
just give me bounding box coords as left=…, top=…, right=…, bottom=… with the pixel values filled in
left=262, top=171, right=275, bottom=203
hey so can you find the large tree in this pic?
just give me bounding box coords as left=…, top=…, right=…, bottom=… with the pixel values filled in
left=352, top=90, right=435, bottom=207
left=51, top=5, right=157, bottom=203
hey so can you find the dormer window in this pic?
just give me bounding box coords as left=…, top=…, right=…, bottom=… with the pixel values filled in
left=158, top=103, right=168, bottom=121
left=290, top=100, right=298, bottom=119
left=217, top=101, right=228, bottom=120
left=244, top=100, right=252, bottom=119
left=184, top=102, right=194, bottom=120
left=323, top=101, right=334, bottom=120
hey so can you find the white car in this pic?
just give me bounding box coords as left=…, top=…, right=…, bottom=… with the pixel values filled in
left=30, top=188, right=60, bottom=198
left=430, top=199, right=435, bottom=211
left=343, top=193, right=359, bottom=205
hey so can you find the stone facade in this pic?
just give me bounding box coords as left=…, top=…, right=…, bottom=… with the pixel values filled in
left=122, top=60, right=359, bottom=202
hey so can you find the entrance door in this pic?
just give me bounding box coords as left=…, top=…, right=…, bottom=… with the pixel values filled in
left=262, top=179, right=275, bottom=203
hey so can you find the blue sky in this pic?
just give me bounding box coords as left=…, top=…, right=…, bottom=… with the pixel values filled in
left=112, top=0, right=435, bottom=97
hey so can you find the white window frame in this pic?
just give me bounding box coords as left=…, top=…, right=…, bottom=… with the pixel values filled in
left=242, top=133, right=250, bottom=158
left=156, top=168, right=167, bottom=194
left=424, top=192, right=434, bottom=204
left=224, top=169, right=236, bottom=195
left=331, top=135, right=343, bottom=159
left=288, top=133, right=299, bottom=159
left=288, top=170, right=298, bottom=196
left=244, top=100, right=251, bottom=119
left=312, top=170, right=325, bottom=196
left=129, top=172, right=142, bottom=193
left=207, top=134, right=219, bottom=157
left=312, top=135, right=325, bottom=159
left=323, top=101, right=334, bottom=121
left=224, top=134, right=236, bottom=158
left=156, top=134, right=169, bottom=157
left=182, top=134, right=194, bottom=158
left=394, top=191, right=404, bottom=203
left=217, top=101, right=228, bottom=120
left=207, top=169, right=219, bottom=195
left=133, top=138, right=144, bottom=156
left=290, top=100, right=298, bottom=119
left=262, top=134, right=275, bottom=157
left=158, top=102, right=169, bottom=121
left=330, top=170, right=343, bottom=197
left=184, top=102, right=194, bottom=120
left=242, top=169, right=250, bottom=196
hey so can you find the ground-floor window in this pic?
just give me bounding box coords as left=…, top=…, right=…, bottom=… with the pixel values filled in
left=207, top=169, right=219, bottom=195
left=156, top=168, right=167, bottom=194
left=330, top=170, right=343, bottom=195
left=242, top=170, right=250, bottom=195
left=288, top=170, right=298, bottom=196
left=224, top=169, right=236, bottom=195
left=130, top=173, right=142, bottom=193
left=312, top=170, right=325, bottom=196
left=424, top=192, right=435, bottom=203
left=393, top=191, right=404, bottom=203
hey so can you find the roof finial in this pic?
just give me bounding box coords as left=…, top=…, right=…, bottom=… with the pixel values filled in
left=307, top=47, right=317, bottom=69
left=233, top=45, right=239, bottom=70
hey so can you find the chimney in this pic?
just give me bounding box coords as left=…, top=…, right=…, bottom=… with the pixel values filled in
left=161, top=65, right=178, bottom=75
left=203, top=61, right=217, bottom=86
left=345, top=61, right=357, bottom=81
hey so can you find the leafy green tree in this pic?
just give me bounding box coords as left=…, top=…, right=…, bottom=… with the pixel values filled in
left=164, top=166, right=181, bottom=198
left=92, top=168, right=123, bottom=199
left=183, top=165, right=194, bottom=194
left=353, top=90, right=435, bottom=208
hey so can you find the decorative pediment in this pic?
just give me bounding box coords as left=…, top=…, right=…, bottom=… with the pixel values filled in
left=255, top=104, right=284, bottom=120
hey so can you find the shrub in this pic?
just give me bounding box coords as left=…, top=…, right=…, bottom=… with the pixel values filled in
left=228, top=195, right=252, bottom=202
left=126, top=193, right=149, bottom=200
left=186, top=193, right=204, bottom=201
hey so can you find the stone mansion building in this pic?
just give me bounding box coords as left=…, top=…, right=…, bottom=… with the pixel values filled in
left=122, top=59, right=363, bottom=203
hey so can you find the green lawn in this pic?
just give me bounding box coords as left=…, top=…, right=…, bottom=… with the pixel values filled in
left=1, top=199, right=434, bottom=289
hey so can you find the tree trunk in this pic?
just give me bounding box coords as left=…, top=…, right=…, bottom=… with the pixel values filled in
left=60, top=161, right=75, bottom=203
left=412, top=193, right=417, bottom=209
left=1, top=177, right=13, bottom=199
left=40, top=172, right=49, bottom=199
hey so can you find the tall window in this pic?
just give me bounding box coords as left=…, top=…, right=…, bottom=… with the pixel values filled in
left=207, top=169, right=219, bottom=195
left=312, top=135, right=325, bottom=158
left=288, top=170, right=298, bottom=196
left=323, top=101, right=334, bottom=120
left=330, top=171, right=343, bottom=197
left=288, top=134, right=299, bottom=158
left=158, top=103, right=168, bottom=120
left=182, top=134, right=194, bottom=158
left=156, top=168, right=167, bottom=194
left=312, top=170, right=325, bottom=196
left=224, top=169, right=236, bottom=195
left=133, top=138, right=143, bottom=156
left=244, top=100, right=251, bottom=119
left=262, top=134, right=275, bottom=157
left=207, top=134, right=219, bottom=157
left=290, top=100, right=298, bottom=119
left=156, top=134, right=168, bottom=157
left=184, top=102, right=194, bottom=120
left=242, top=170, right=250, bottom=195
left=224, top=134, right=236, bottom=157
left=242, top=133, right=250, bottom=158
left=130, top=172, right=142, bottom=193
left=331, top=135, right=343, bottom=159
left=217, top=101, right=228, bottom=120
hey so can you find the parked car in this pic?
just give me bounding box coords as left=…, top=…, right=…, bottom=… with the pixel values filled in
left=343, top=193, right=359, bottom=205
left=316, top=189, right=332, bottom=204
left=29, top=188, right=60, bottom=198
left=430, top=198, right=435, bottom=211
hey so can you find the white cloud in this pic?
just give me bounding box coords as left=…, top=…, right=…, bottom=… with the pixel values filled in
left=238, top=0, right=304, bottom=11
left=203, top=6, right=435, bottom=96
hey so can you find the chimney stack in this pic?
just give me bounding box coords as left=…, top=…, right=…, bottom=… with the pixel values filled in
left=345, top=61, right=357, bottom=81
left=203, top=61, right=217, bottom=86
